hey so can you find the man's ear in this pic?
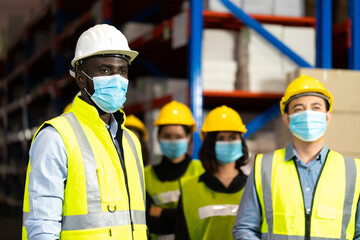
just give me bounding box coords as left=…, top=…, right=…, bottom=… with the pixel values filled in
left=282, top=113, right=290, bottom=129
left=326, top=111, right=332, bottom=126
left=75, top=71, right=86, bottom=88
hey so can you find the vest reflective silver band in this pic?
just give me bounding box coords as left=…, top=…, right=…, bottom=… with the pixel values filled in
left=260, top=152, right=274, bottom=237
left=62, top=113, right=145, bottom=230
left=62, top=210, right=146, bottom=231
left=23, top=212, right=29, bottom=223
left=260, top=151, right=357, bottom=239
left=64, top=113, right=102, bottom=213
left=157, top=234, right=175, bottom=240
left=341, top=156, right=357, bottom=239
left=198, top=204, right=239, bottom=220
left=153, top=190, right=180, bottom=205
left=123, top=129, right=145, bottom=205
left=261, top=232, right=343, bottom=240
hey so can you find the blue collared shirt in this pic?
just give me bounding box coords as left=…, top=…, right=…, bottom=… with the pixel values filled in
left=232, top=143, right=360, bottom=240
left=24, top=114, right=119, bottom=240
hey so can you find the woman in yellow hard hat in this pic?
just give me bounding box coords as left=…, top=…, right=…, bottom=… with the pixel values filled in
left=125, top=114, right=150, bottom=166
left=175, top=105, right=249, bottom=240
left=145, top=101, right=204, bottom=240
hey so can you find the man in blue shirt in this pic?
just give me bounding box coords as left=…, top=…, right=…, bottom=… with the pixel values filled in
left=23, top=24, right=147, bottom=240
left=233, top=74, right=360, bottom=239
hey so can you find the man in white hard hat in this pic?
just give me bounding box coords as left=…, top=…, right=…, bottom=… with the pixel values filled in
left=22, top=24, right=147, bottom=240
left=233, top=75, right=360, bottom=239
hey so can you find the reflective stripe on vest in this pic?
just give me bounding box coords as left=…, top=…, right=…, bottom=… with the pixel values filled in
left=157, top=234, right=175, bottom=240
left=181, top=175, right=244, bottom=240
left=123, top=129, right=145, bottom=205
left=198, top=204, right=238, bottom=220
left=145, top=160, right=204, bottom=209
left=61, top=113, right=145, bottom=230
left=259, top=151, right=357, bottom=239
left=65, top=113, right=101, bottom=213
left=152, top=190, right=180, bottom=205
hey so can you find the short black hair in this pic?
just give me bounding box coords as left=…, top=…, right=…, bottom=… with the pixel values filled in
left=198, top=132, right=249, bottom=174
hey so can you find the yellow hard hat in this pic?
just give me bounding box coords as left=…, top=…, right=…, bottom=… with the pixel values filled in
left=154, top=101, right=196, bottom=132
left=125, top=114, right=148, bottom=142
left=200, top=105, right=247, bottom=140
left=280, top=74, right=333, bottom=114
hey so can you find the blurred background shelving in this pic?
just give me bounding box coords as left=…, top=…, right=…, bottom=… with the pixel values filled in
left=0, top=0, right=359, bottom=239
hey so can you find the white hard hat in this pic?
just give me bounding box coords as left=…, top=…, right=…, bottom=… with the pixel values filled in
left=71, top=24, right=138, bottom=67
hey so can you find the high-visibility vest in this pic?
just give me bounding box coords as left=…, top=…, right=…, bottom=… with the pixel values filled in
left=255, top=148, right=360, bottom=239
left=145, top=160, right=204, bottom=209
left=145, top=159, right=204, bottom=240
left=181, top=175, right=244, bottom=240
left=23, top=96, right=147, bottom=240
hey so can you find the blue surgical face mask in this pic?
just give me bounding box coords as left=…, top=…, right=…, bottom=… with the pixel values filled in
left=159, top=139, right=188, bottom=159
left=215, top=140, right=243, bottom=164
left=289, top=110, right=327, bottom=142
left=83, top=71, right=128, bottom=113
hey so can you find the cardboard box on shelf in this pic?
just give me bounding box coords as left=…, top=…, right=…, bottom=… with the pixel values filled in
left=122, top=22, right=154, bottom=43
left=243, top=0, right=272, bottom=15
left=326, top=112, right=360, bottom=156
left=282, top=26, right=315, bottom=77
left=238, top=24, right=283, bottom=92
left=202, top=59, right=237, bottom=91
left=203, top=29, right=237, bottom=61
left=273, top=0, right=305, bottom=17
left=204, top=0, right=243, bottom=13
left=134, top=77, right=188, bottom=103
left=237, top=24, right=315, bottom=93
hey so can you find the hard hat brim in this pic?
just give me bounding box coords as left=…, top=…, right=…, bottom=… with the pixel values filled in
left=71, top=49, right=139, bottom=67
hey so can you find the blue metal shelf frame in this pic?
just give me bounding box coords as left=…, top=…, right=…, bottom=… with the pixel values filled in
left=349, top=0, right=360, bottom=70
left=316, top=0, right=332, bottom=68
left=189, top=0, right=203, bottom=158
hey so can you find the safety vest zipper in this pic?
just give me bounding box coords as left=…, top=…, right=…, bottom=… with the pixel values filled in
left=293, top=151, right=329, bottom=240
left=112, top=129, right=135, bottom=239
left=120, top=152, right=135, bottom=239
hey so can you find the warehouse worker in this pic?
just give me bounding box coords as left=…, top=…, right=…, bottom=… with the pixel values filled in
left=233, top=74, right=360, bottom=239
left=145, top=101, right=204, bottom=239
left=22, top=24, right=147, bottom=240
left=125, top=114, right=150, bottom=166
left=175, top=105, right=249, bottom=240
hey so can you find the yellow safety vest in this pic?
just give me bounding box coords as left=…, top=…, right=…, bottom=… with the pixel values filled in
left=145, top=160, right=204, bottom=209
left=22, top=96, right=147, bottom=240
left=254, top=148, right=360, bottom=239
left=145, top=159, right=204, bottom=240
left=181, top=175, right=244, bottom=240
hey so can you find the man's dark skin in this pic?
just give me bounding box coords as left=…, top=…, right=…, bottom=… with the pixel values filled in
left=74, top=56, right=129, bottom=125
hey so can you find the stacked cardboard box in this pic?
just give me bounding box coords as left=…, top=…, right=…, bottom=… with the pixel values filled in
left=126, top=77, right=188, bottom=106
left=278, top=68, right=360, bottom=159
left=204, top=0, right=305, bottom=17
left=122, top=22, right=154, bottom=43
left=237, top=24, right=315, bottom=93
left=204, top=0, right=243, bottom=13
left=202, top=29, right=238, bottom=91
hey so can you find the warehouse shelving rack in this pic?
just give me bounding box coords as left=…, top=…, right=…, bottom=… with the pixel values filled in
left=0, top=0, right=358, bottom=213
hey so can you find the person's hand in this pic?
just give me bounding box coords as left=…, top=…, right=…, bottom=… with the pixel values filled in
left=149, top=206, right=163, bottom=217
